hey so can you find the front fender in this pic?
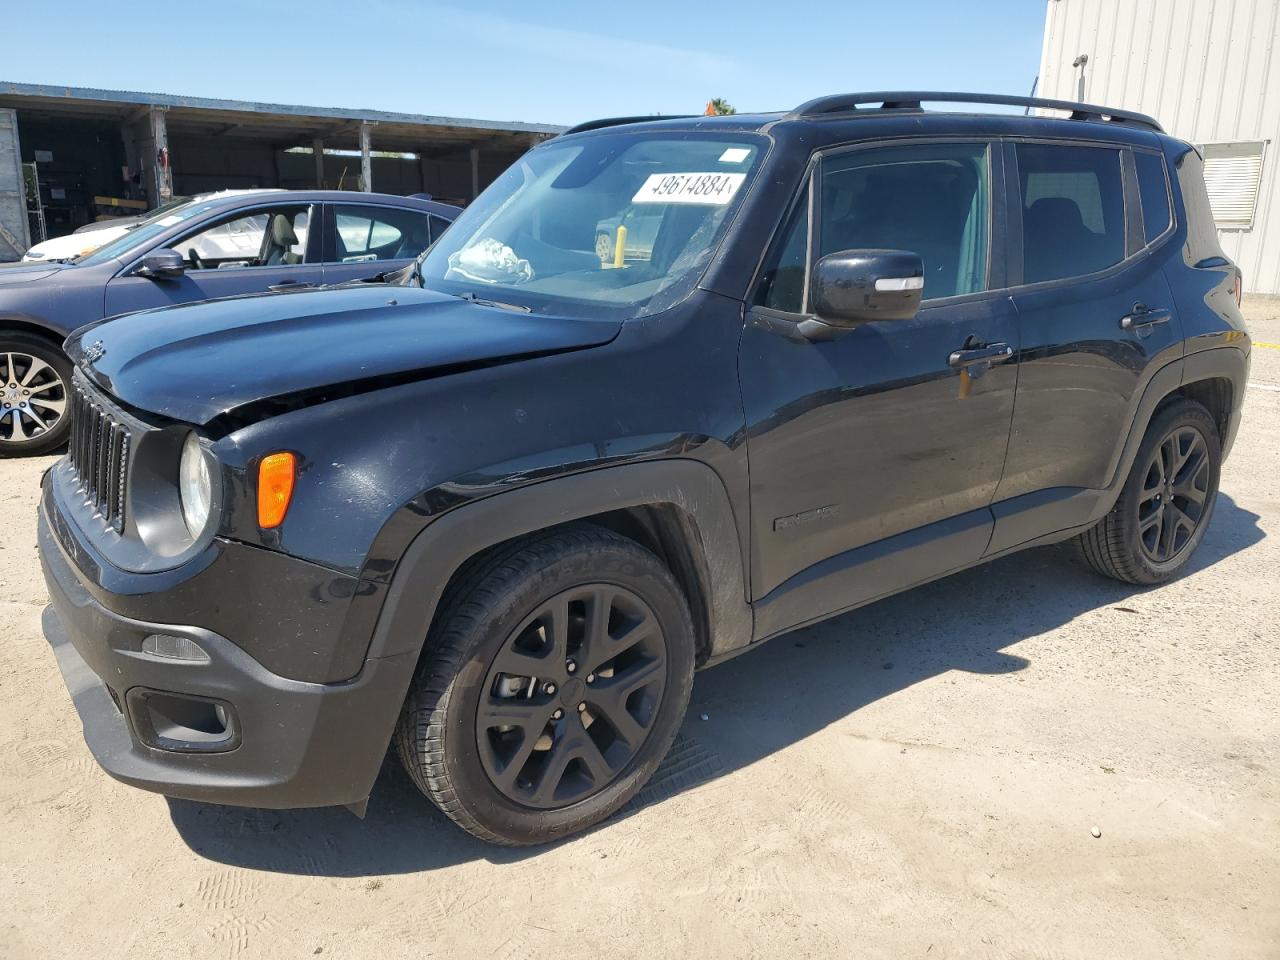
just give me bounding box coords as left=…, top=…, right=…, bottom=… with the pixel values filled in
left=363, top=459, right=754, bottom=668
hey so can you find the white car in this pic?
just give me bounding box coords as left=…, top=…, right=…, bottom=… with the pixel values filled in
left=21, top=190, right=282, bottom=263
left=22, top=220, right=139, bottom=262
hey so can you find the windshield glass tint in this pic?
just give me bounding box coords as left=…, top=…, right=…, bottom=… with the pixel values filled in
left=76, top=201, right=219, bottom=266
left=417, top=133, right=763, bottom=317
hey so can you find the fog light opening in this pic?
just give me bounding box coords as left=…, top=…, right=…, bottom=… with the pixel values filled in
left=125, top=689, right=240, bottom=753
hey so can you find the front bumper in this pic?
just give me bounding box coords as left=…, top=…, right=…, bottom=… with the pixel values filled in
left=38, top=483, right=415, bottom=810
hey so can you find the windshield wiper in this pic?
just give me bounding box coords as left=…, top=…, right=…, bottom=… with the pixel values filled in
left=457, top=291, right=532, bottom=313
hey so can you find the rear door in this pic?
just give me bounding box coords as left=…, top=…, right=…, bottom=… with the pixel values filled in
left=741, top=139, right=1019, bottom=637
left=103, top=202, right=321, bottom=314
left=319, top=203, right=446, bottom=284
left=989, top=139, right=1183, bottom=552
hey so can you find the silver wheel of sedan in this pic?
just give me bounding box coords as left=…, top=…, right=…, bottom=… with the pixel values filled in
left=0, top=337, right=74, bottom=457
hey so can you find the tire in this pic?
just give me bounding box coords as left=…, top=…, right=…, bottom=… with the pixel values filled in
left=1074, top=398, right=1221, bottom=585
left=395, top=524, right=696, bottom=845
left=0, top=332, right=73, bottom=458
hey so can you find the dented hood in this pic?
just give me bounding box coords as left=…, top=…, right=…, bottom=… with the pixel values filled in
left=66, top=285, right=621, bottom=425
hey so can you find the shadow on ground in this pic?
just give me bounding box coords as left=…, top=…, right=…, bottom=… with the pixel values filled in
left=168, top=494, right=1263, bottom=875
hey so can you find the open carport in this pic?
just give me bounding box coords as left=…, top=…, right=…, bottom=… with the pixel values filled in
left=0, top=81, right=563, bottom=257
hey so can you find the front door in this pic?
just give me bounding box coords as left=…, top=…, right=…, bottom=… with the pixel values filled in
left=104, top=203, right=320, bottom=315
left=741, top=140, right=1018, bottom=638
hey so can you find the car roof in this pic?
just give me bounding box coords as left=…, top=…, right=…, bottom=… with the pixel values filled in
left=192, top=189, right=461, bottom=218
left=556, top=91, right=1180, bottom=152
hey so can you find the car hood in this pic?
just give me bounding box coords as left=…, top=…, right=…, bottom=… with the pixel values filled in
left=24, top=226, right=128, bottom=261
left=67, top=285, right=622, bottom=425
left=0, top=260, right=65, bottom=283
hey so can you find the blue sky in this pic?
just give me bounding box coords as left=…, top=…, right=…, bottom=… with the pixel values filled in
left=4, top=0, right=1047, bottom=126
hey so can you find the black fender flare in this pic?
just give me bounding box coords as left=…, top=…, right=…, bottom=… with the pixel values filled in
left=363, top=458, right=754, bottom=668
left=1106, top=344, right=1248, bottom=495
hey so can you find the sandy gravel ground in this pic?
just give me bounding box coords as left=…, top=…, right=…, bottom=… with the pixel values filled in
left=1, top=299, right=1278, bottom=960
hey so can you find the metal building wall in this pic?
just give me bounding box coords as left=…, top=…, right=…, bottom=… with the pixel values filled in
left=1038, top=0, right=1280, bottom=294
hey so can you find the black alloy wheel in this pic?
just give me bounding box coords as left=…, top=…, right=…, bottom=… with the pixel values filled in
left=476, top=584, right=668, bottom=809
left=395, top=524, right=696, bottom=845
left=1075, top=397, right=1221, bottom=585
left=1136, top=424, right=1212, bottom=563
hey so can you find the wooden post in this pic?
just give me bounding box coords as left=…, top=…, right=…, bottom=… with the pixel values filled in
left=150, top=106, right=172, bottom=202
left=470, top=145, right=480, bottom=200
left=359, top=122, right=374, bottom=192
left=313, top=137, right=325, bottom=188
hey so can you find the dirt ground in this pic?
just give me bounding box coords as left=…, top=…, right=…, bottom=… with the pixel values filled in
left=1, top=299, right=1278, bottom=960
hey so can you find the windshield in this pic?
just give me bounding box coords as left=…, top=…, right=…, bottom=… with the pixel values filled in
left=75, top=200, right=220, bottom=266
left=417, top=132, right=765, bottom=318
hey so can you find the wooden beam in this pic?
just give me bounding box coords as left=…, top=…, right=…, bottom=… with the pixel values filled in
left=359, top=121, right=375, bottom=192
left=313, top=137, right=325, bottom=188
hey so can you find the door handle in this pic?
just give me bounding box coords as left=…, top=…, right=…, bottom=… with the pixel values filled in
left=1119, top=305, right=1171, bottom=331
left=267, top=281, right=315, bottom=292
left=947, top=342, right=1014, bottom=368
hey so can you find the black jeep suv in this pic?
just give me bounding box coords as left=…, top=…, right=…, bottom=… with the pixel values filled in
left=38, top=93, right=1249, bottom=845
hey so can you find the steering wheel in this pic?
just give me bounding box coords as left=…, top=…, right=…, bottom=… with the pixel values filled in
left=187, top=247, right=205, bottom=270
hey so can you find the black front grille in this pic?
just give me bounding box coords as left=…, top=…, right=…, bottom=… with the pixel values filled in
left=69, top=378, right=131, bottom=532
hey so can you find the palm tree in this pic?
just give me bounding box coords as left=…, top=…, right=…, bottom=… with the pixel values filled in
left=705, top=98, right=736, bottom=116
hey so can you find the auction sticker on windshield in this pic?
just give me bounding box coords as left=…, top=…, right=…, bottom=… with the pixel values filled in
left=632, top=172, right=746, bottom=205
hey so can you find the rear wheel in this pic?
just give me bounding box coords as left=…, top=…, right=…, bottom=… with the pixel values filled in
left=1075, top=398, right=1221, bottom=584
left=395, top=525, right=695, bottom=845
left=0, top=333, right=72, bottom=458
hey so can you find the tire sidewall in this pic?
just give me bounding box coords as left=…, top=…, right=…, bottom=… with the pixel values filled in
left=1115, top=401, right=1222, bottom=582
left=0, top=333, right=73, bottom=458
left=438, top=540, right=695, bottom=843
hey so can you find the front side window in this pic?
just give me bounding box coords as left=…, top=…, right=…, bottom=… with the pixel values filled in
left=334, top=205, right=434, bottom=262
left=416, top=133, right=764, bottom=318
left=171, top=206, right=311, bottom=270
left=818, top=142, right=989, bottom=300
left=1017, top=143, right=1124, bottom=283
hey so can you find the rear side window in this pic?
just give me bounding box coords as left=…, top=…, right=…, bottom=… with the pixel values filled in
left=1017, top=143, right=1125, bottom=284
left=1135, top=151, right=1172, bottom=242
left=333, top=205, right=434, bottom=262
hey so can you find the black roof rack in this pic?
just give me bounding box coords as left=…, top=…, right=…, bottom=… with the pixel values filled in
left=788, top=91, right=1163, bottom=133
left=561, top=114, right=700, bottom=136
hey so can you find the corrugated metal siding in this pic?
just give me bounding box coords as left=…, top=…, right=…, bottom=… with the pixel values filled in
left=1038, top=0, right=1280, bottom=293
left=0, top=108, right=30, bottom=261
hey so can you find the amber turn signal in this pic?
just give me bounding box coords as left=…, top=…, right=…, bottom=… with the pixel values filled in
left=257, top=452, right=296, bottom=529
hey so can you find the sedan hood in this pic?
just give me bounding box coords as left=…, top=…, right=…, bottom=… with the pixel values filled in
left=0, top=260, right=65, bottom=283
left=67, top=285, right=622, bottom=425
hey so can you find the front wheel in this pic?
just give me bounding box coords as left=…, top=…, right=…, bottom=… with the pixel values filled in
left=1075, top=398, right=1221, bottom=585
left=0, top=333, right=73, bottom=458
left=395, top=525, right=696, bottom=845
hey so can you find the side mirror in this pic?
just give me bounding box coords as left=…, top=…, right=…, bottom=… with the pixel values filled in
left=804, top=249, right=923, bottom=335
left=137, top=249, right=186, bottom=278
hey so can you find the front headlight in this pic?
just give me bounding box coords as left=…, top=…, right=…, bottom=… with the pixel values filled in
left=179, top=432, right=213, bottom=538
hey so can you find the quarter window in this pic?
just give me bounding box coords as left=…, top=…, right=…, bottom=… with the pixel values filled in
left=1017, top=144, right=1125, bottom=283
left=1135, top=151, right=1172, bottom=242
left=818, top=143, right=989, bottom=300
left=334, top=206, right=436, bottom=262
left=754, top=183, right=810, bottom=312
